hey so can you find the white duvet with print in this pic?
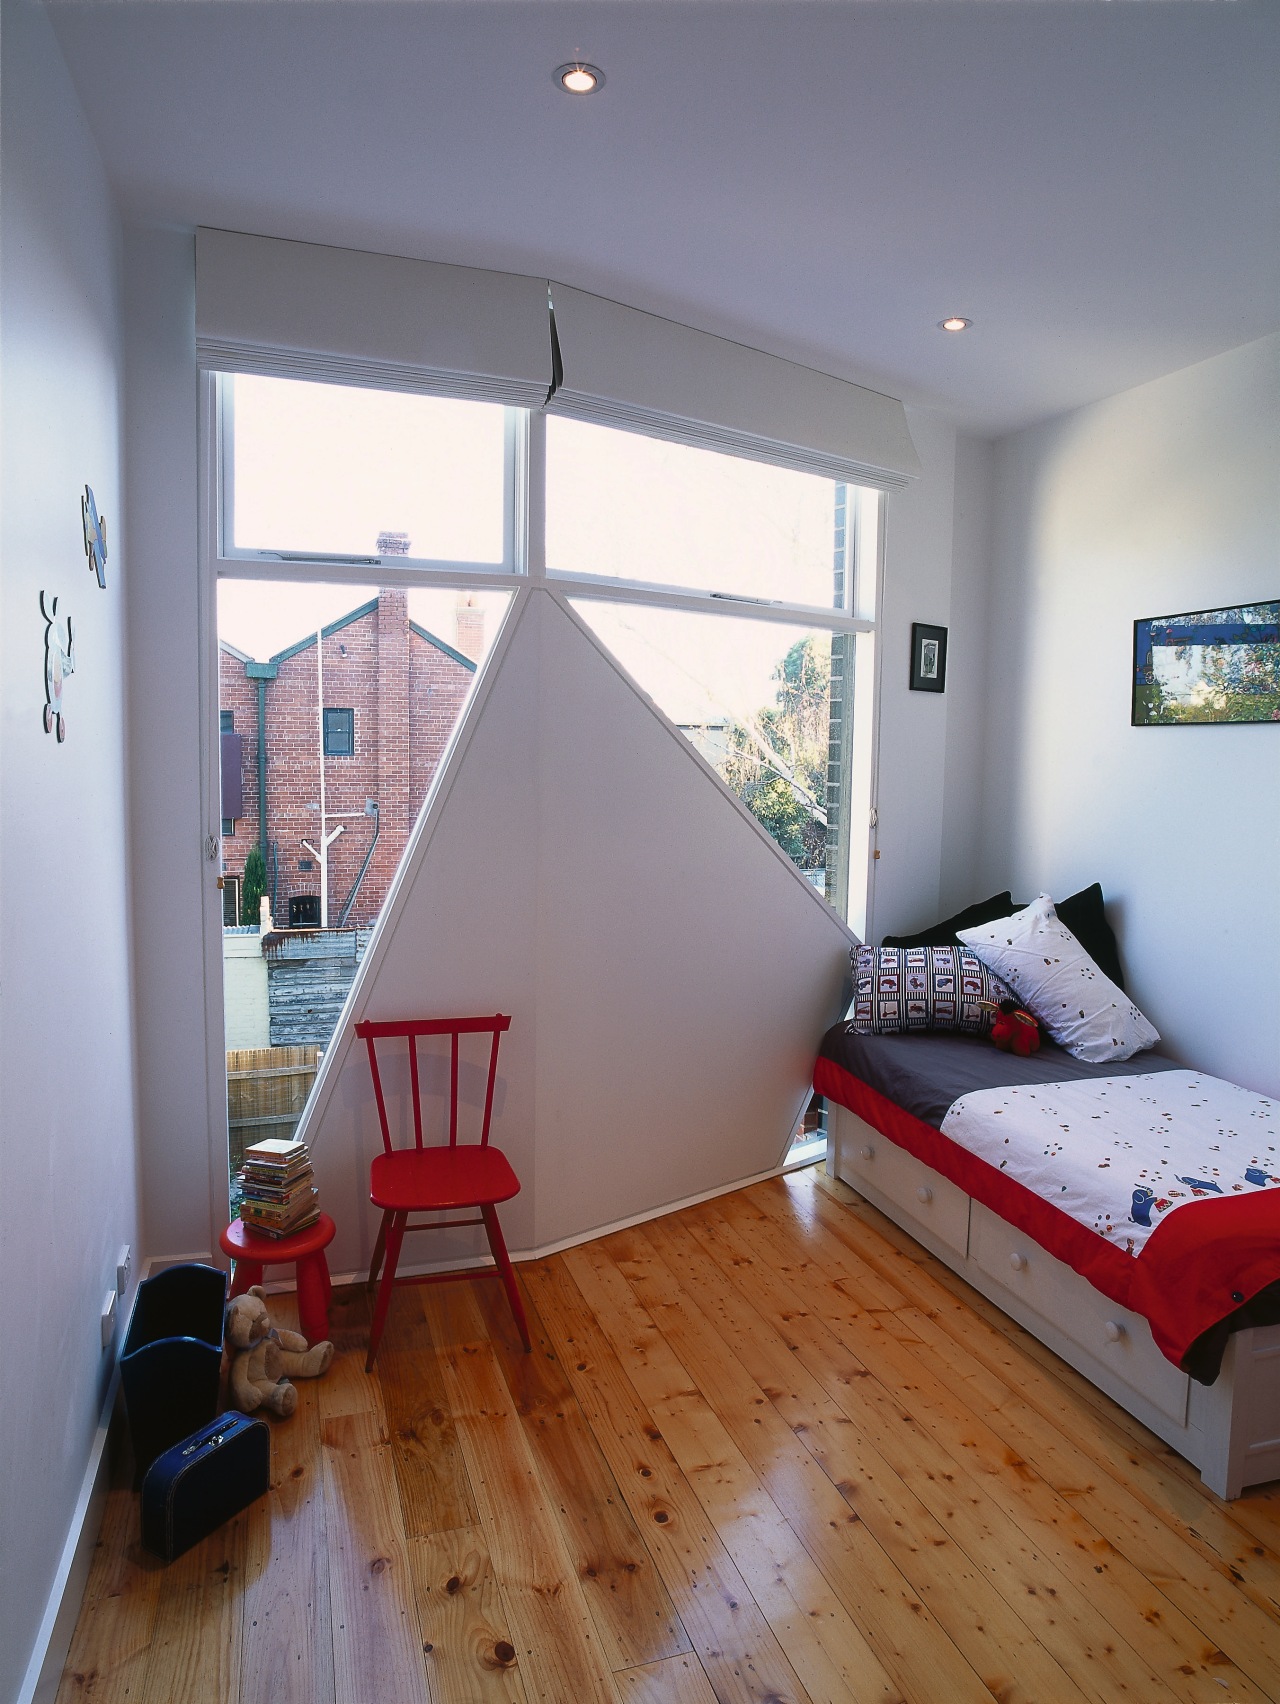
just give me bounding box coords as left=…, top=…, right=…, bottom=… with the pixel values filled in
left=940, top=1070, right=1280, bottom=1256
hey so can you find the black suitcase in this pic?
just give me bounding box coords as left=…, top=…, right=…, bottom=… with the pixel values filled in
left=140, top=1412, right=271, bottom=1562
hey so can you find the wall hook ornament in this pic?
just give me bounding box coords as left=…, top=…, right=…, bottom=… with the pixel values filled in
left=41, top=590, right=75, bottom=741
left=82, top=483, right=108, bottom=588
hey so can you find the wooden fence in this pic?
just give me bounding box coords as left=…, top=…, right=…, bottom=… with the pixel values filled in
left=265, top=928, right=372, bottom=1047
left=226, top=1045, right=322, bottom=1181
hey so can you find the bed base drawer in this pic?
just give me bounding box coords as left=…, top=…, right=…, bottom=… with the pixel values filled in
left=835, top=1111, right=969, bottom=1260
left=968, top=1201, right=1190, bottom=1427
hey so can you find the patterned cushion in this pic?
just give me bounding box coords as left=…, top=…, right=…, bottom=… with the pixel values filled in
left=847, top=944, right=1013, bottom=1035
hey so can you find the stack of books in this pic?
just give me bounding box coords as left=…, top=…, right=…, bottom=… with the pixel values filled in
left=239, top=1137, right=319, bottom=1238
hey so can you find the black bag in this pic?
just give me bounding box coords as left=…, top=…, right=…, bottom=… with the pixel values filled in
left=141, top=1412, right=270, bottom=1562
left=121, top=1263, right=227, bottom=1486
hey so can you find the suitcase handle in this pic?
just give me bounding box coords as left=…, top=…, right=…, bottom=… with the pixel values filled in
left=182, top=1417, right=239, bottom=1456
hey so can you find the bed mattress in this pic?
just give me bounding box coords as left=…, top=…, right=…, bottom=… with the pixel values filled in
left=814, top=1026, right=1280, bottom=1380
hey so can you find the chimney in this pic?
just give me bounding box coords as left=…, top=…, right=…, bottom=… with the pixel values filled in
left=454, top=592, right=485, bottom=662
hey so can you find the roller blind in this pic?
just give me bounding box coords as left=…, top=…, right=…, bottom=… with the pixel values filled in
left=196, top=230, right=919, bottom=486
left=546, top=283, right=920, bottom=489
left=195, top=229, right=553, bottom=409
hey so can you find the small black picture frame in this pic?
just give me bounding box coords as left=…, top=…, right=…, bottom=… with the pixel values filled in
left=910, top=623, right=947, bottom=693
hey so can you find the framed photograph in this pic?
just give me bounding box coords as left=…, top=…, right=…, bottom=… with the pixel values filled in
left=910, top=623, right=947, bottom=693
left=1132, top=601, right=1280, bottom=726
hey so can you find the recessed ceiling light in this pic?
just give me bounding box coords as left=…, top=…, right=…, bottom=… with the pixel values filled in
left=939, top=316, right=972, bottom=333
left=555, top=62, right=605, bottom=96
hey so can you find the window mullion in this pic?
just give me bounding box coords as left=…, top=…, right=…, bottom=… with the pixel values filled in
left=525, top=410, right=547, bottom=583
left=547, top=574, right=870, bottom=635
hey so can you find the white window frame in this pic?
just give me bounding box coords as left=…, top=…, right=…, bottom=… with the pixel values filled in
left=199, top=374, right=885, bottom=1214
left=216, top=373, right=525, bottom=578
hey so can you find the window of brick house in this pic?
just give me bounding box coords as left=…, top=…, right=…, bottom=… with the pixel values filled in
left=323, top=707, right=354, bottom=756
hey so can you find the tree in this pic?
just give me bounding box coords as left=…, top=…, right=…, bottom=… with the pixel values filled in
left=241, top=844, right=267, bottom=925
left=722, top=636, right=830, bottom=869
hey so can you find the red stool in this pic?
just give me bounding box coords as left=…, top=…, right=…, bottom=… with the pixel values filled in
left=219, top=1212, right=336, bottom=1347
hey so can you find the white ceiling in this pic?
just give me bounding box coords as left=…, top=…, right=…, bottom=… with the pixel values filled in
left=47, top=0, right=1280, bottom=436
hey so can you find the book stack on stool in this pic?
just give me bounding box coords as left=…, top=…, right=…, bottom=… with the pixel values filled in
left=239, top=1136, right=320, bottom=1238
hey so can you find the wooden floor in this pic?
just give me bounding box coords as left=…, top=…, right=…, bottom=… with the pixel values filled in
left=59, top=1166, right=1280, bottom=1704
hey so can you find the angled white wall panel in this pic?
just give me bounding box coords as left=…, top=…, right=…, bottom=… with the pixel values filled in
left=531, top=593, right=854, bottom=1248
left=297, top=587, right=854, bottom=1278
left=300, top=590, right=541, bottom=1280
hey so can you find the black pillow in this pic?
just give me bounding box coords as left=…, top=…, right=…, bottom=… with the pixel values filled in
left=884, top=883, right=1127, bottom=992
left=882, top=892, right=1016, bottom=951
left=1050, top=883, right=1126, bottom=991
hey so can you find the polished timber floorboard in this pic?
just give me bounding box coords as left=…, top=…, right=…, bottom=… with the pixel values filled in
left=59, top=1168, right=1280, bottom=1704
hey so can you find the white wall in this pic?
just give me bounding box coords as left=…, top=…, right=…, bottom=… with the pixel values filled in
left=979, top=335, right=1280, bottom=1094
left=940, top=433, right=995, bottom=916
left=0, top=1, right=140, bottom=1696
left=870, top=408, right=994, bottom=937
left=123, top=226, right=217, bottom=1264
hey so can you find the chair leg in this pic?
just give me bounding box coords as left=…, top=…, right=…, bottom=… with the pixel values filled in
left=367, top=1211, right=390, bottom=1293
left=481, top=1203, right=531, bottom=1352
left=366, top=1212, right=406, bottom=1373
left=296, top=1253, right=331, bottom=1347
left=229, top=1258, right=264, bottom=1299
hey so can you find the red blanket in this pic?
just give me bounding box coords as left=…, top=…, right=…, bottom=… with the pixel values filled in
left=814, top=1056, right=1280, bottom=1371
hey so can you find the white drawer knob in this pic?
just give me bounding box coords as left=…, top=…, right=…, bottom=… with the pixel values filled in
left=1104, top=1320, right=1126, bottom=1344
left=859, top=1145, right=875, bottom=1161
left=916, top=1186, right=933, bottom=1205
left=1009, top=1251, right=1028, bottom=1272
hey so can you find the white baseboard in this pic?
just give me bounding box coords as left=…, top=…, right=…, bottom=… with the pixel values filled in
left=16, top=1369, right=117, bottom=1704
left=324, top=1160, right=789, bottom=1288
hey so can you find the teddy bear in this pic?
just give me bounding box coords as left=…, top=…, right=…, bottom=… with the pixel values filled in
left=990, top=998, right=1042, bottom=1057
left=224, top=1287, right=334, bottom=1418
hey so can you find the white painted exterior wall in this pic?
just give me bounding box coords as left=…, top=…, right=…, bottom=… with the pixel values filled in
left=222, top=932, right=270, bottom=1050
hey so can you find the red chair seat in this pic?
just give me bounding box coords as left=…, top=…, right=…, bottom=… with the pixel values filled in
left=370, top=1144, right=520, bottom=1213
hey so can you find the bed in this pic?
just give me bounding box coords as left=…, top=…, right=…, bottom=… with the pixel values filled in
left=814, top=1025, right=1280, bottom=1499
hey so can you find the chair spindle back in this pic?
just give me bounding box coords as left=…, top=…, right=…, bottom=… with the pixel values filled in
left=354, top=1015, right=511, bottom=1157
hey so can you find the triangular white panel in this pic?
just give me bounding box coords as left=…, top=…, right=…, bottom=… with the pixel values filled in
left=299, top=588, right=853, bottom=1278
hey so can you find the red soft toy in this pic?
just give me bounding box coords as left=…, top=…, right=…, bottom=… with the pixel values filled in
left=989, top=999, right=1041, bottom=1056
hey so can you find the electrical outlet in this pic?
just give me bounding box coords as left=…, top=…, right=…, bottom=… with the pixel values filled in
left=100, top=1290, right=118, bottom=1351
left=116, top=1245, right=132, bottom=1296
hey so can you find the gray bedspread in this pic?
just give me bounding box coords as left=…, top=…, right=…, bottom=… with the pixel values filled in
left=817, top=1025, right=1178, bottom=1128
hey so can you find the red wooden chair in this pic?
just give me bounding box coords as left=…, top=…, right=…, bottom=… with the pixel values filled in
left=355, top=1014, right=530, bottom=1370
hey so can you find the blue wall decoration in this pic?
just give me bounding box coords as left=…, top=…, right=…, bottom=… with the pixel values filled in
left=41, top=590, right=75, bottom=742
left=82, top=483, right=108, bottom=589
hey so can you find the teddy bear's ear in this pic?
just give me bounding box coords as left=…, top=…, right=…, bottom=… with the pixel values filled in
left=248, top=1286, right=268, bottom=1301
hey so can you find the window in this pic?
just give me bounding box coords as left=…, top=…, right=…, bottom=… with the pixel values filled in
left=215, top=575, right=510, bottom=1212
left=220, top=709, right=235, bottom=731
left=212, top=376, right=882, bottom=1189
left=224, top=375, right=512, bottom=567
left=323, top=707, right=354, bottom=756
left=222, top=817, right=235, bottom=837
left=572, top=604, right=846, bottom=898
left=547, top=417, right=843, bottom=609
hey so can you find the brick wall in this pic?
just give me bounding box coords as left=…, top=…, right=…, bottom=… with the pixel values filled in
left=219, top=591, right=476, bottom=928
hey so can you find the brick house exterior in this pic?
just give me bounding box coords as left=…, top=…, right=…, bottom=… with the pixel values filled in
left=219, top=589, right=478, bottom=928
